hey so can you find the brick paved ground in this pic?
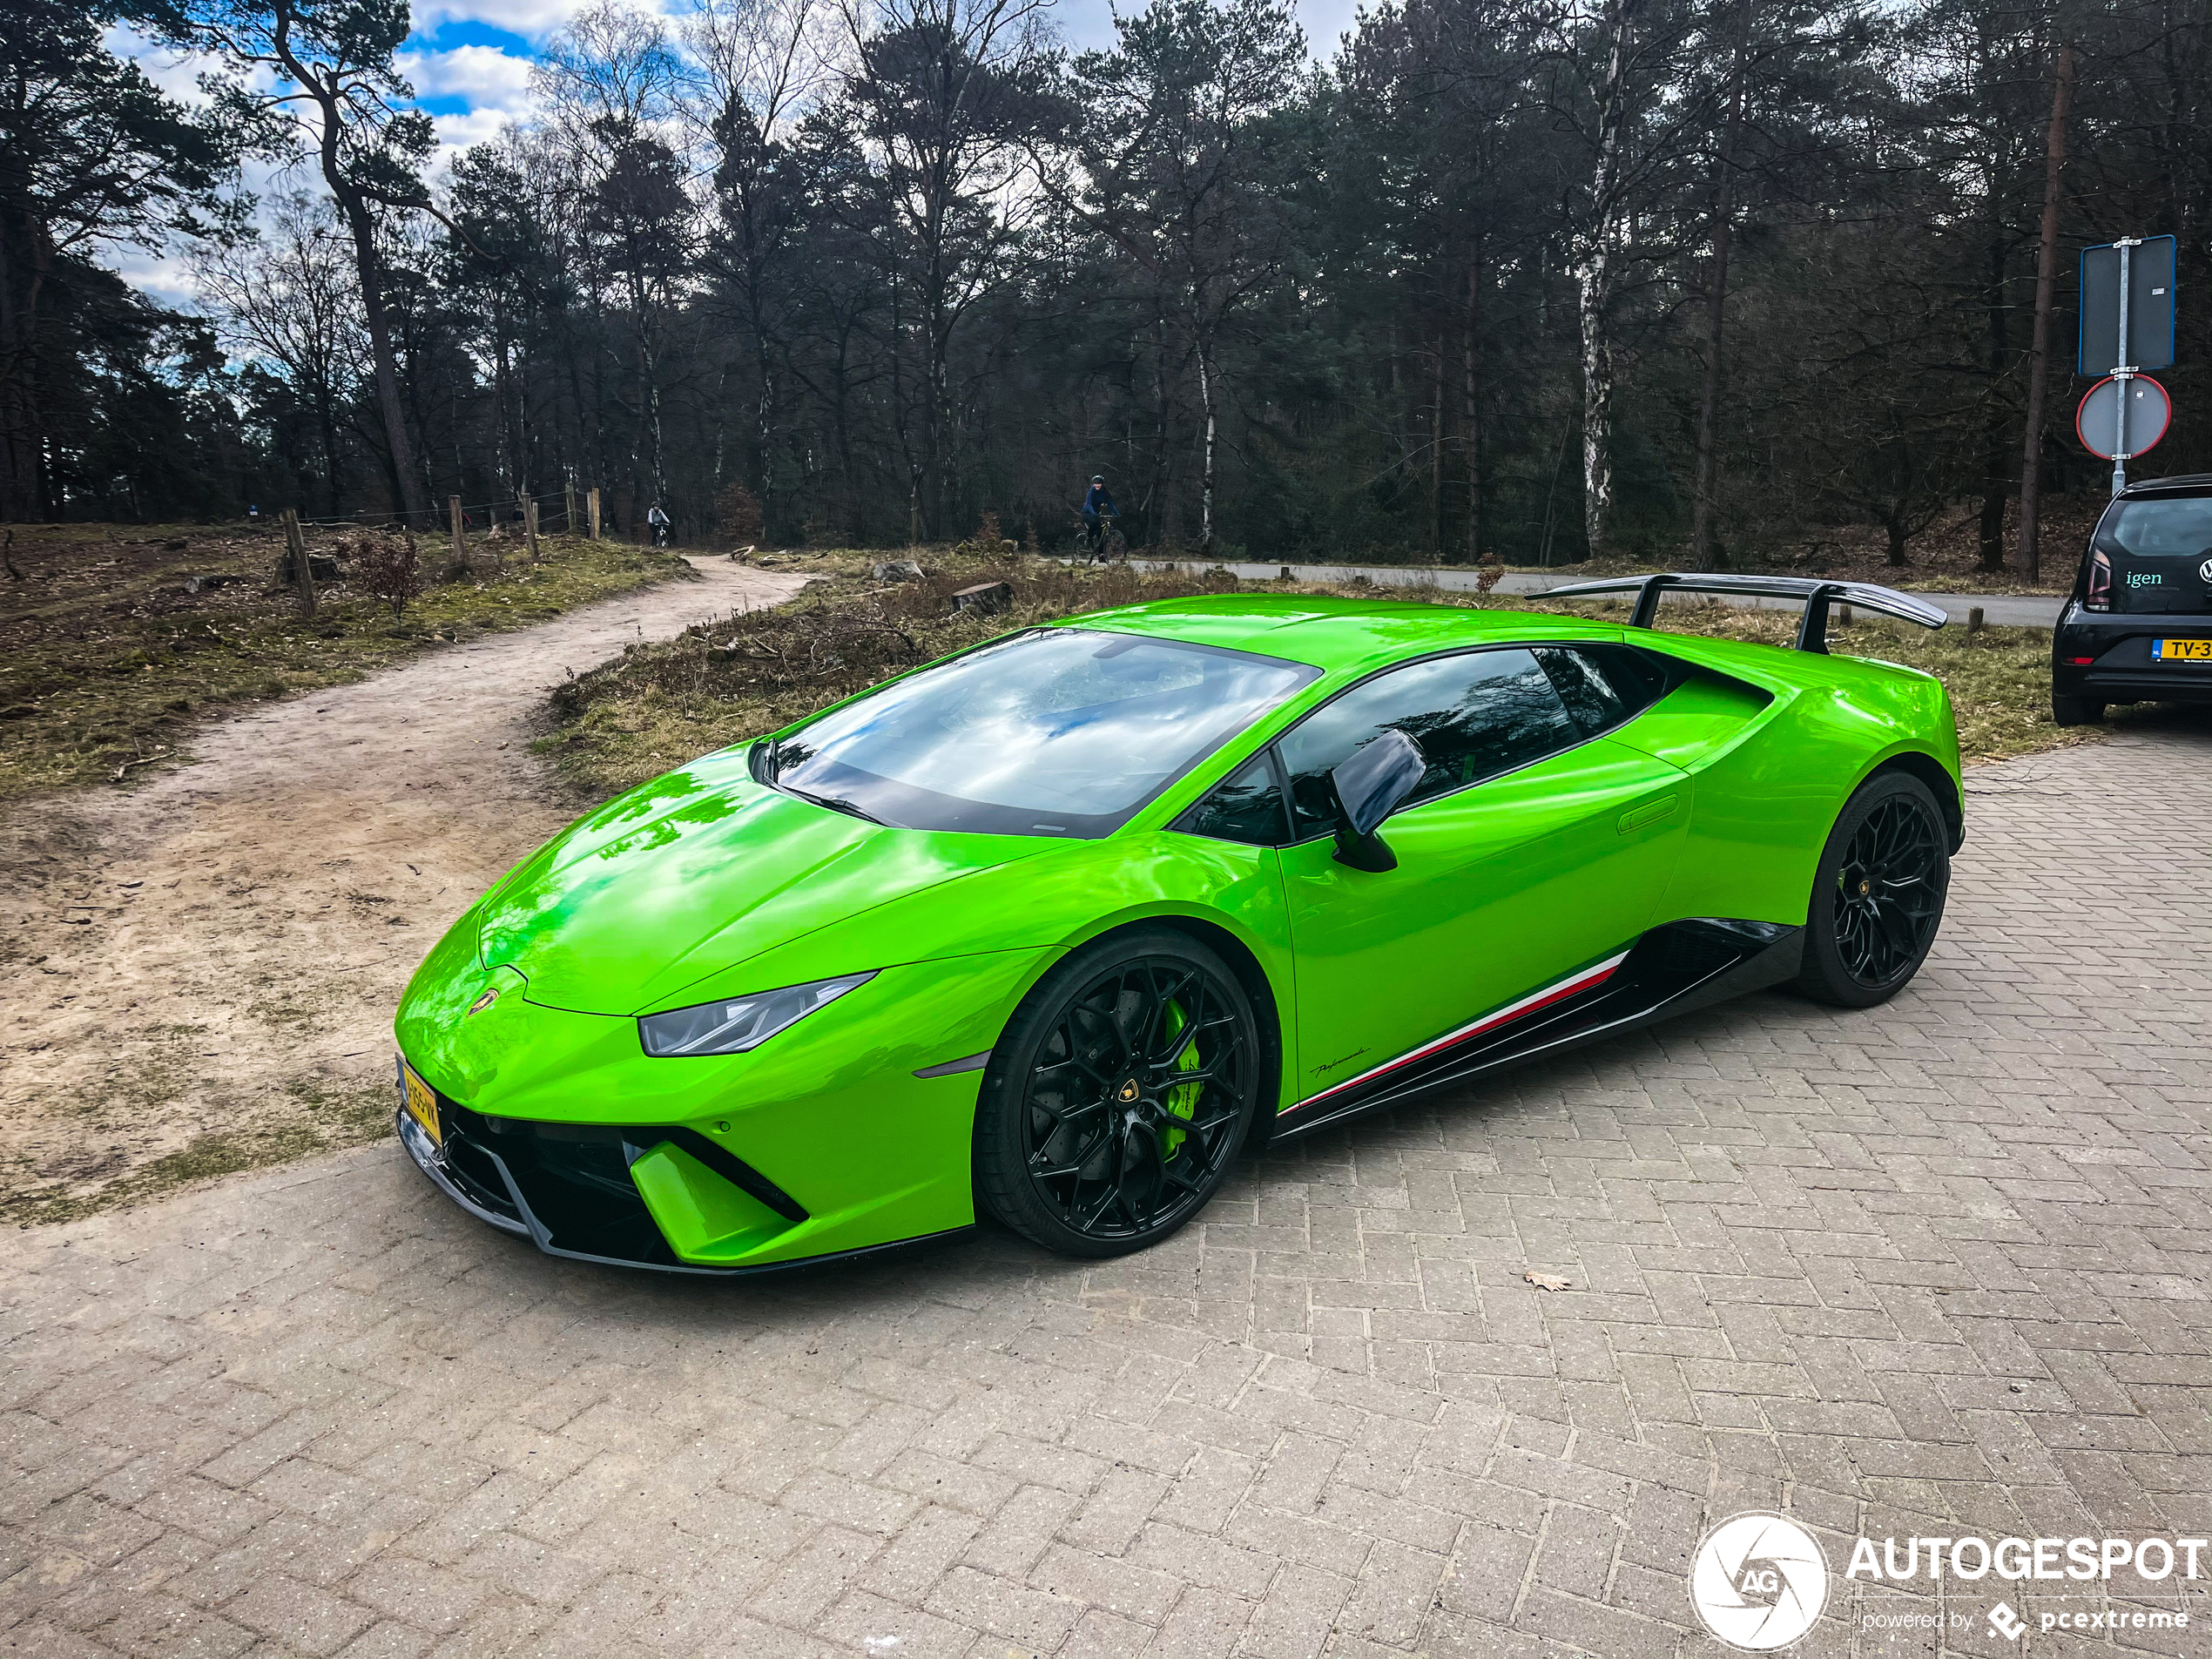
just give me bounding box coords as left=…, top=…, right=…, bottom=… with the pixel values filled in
left=4, top=719, right=2210, bottom=1659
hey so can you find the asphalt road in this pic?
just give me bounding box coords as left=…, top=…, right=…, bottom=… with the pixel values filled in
left=1134, top=559, right=2068, bottom=629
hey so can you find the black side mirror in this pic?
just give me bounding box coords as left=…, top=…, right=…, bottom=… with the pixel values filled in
left=1329, top=729, right=1425, bottom=872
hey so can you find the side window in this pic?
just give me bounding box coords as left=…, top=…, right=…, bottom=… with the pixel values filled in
left=1278, top=649, right=1582, bottom=835
left=1174, top=755, right=1289, bottom=846
left=1535, top=644, right=1674, bottom=737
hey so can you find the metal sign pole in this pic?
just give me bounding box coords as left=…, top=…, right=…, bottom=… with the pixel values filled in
left=2112, top=236, right=2138, bottom=496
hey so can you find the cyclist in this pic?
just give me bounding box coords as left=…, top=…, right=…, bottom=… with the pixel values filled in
left=647, top=502, right=671, bottom=548
left=1079, top=475, right=1118, bottom=555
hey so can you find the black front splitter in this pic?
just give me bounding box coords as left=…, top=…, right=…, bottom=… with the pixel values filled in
left=395, top=1109, right=972, bottom=1278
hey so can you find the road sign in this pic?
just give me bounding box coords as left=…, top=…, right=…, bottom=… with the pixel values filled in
left=2076, top=374, right=2171, bottom=460
left=2080, top=235, right=2175, bottom=375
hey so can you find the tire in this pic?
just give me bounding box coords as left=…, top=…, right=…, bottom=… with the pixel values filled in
left=1793, top=770, right=1950, bottom=1009
left=974, top=928, right=1262, bottom=1258
left=2052, top=693, right=2106, bottom=726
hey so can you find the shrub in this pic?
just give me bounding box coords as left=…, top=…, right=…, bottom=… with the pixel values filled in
left=357, top=532, right=425, bottom=622
left=717, top=481, right=764, bottom=545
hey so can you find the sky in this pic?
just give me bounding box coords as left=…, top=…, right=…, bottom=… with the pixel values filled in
left=112, top=0, right=1365, bottom=307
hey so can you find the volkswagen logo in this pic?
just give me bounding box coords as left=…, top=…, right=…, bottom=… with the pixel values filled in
left=467, top=989, right=499, bottom=1016
left=1688, top=1513, right=1830, bottom=1650
left=2198, top=556, right=2212, bottom=583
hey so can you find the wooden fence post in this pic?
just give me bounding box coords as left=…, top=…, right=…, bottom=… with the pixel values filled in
left=448, top=496, right=464, bottom=570
left=283, top=509, right=317, bottom=617
left=588, top=488, right=602, bottom=541
left=523, top=494, right=541, bottom=562
left=564, top=482, right=577, bottom=538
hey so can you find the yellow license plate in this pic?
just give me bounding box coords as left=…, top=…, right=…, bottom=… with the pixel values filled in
left=401, top=1062, right=442, bottom=1145
left=2154, top=637, right=2212, bottom=661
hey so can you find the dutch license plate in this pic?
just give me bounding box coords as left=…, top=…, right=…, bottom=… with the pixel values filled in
left=401, top=1062, right=442, bottom=1145
left=2153, top=637, right=2212, bottom=662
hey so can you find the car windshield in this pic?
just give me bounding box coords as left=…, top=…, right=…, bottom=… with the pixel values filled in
left=766, top=628, right=1318, bottom=837
left=2094, top=497, right=2212, bottom=613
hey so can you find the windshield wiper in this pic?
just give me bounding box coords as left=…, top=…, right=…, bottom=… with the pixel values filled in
left=785, top=786, right=887, bottom=826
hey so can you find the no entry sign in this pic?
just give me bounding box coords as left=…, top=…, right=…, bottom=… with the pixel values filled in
left=2076, top=374, right=2171, bottom=460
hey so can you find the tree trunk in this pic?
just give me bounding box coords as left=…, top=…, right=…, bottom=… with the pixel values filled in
left=322, top=175, right=427, bottom=527
left=1576, top=239, right=1615, bottom=563
left=1428, top=322, right=1446, bottom=557
left=0, top=218, right=54, bottom=523
left=1576, top=0, right=1632, bottom=563
left=1463, top=260, right=1483, bottom=564
left=1195, top=333, right=1217, bottom=552
left=1691, top=0, right=1752, bottom=570
left=2016, top=44, right=2074, bottom=583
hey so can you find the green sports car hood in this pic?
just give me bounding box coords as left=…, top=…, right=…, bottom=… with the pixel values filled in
left=477, top=749, right=1056, bottom=1015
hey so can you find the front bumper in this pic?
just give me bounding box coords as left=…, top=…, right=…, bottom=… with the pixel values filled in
left=391, top=947, right=1053, bottom=1271
left=396, top=1095, right=968, bottom=1275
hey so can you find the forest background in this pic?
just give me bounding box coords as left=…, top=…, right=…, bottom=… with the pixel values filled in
left=7, top=0, right=2207, bottom=576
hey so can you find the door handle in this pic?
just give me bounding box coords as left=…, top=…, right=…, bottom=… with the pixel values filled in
left=1617, top=794, right=1679, bottom=834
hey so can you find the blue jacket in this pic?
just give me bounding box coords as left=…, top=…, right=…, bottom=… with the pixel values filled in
left=1082, top=484, right=1116, bottom=516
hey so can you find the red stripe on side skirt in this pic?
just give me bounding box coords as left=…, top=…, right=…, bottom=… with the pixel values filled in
left=1294, top=953, right=1629, bottom=1111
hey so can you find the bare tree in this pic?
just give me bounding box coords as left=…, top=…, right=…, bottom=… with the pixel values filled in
left=1534, top=0, right=1713, bottom=560
left=194, top=191, right=362, bottom=516
left=1062, top=0, right=1305, bottom=552
left=840, top=0, right=1053, bottom=540
left=146, top=0, right=448, bottom=524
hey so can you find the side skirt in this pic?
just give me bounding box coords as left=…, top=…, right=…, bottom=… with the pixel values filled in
left=1272, top=919, right=1803, bottom=1142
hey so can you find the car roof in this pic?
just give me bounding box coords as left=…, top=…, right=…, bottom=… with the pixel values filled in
left=2117, top=472, right=2212, bottom=499
left=1072, top=592, right=1619, bottom=673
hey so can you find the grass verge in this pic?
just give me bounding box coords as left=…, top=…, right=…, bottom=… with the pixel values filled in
left=1, top=521, right=694, bottom=805
left=539, top=555, right=2089, bottom=799
left=1, top=1077, right=395, bottom=1231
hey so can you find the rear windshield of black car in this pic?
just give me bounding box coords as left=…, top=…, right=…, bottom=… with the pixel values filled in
left=2093, top=497, right=2212, bottom=613
left=762, top=628, right=1319, bottom=837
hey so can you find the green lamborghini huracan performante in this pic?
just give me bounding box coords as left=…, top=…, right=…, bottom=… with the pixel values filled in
left=394, top=574, right=1960, bottom=1271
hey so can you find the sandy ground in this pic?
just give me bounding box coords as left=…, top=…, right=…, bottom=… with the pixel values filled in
left=0, top=557, right=803, bottom=1217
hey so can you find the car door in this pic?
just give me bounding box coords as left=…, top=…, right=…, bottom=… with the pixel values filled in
left=1271, top=644, right=1689, bottom=1108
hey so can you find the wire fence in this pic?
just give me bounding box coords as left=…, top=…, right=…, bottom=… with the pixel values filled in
left=290, top=485, right=597, bottom=535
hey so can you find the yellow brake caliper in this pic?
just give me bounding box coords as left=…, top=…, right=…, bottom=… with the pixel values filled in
left=1160, top=1000, right=1200, bottom=1159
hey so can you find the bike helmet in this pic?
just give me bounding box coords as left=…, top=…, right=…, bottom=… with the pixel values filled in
left=1091, top=475, right=1104, bottom=483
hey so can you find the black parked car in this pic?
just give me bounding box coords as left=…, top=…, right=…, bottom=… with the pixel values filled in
left=2051, top=474, right=2212, bottom=725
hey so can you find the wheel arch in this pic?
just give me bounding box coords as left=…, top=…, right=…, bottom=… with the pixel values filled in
left=1863, top=748, right=1964, bottom=853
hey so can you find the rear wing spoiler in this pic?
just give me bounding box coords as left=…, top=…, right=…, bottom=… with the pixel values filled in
left=1534, top=572, right=1947, bottom=654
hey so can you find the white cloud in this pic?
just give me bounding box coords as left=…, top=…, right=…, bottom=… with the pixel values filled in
left=398, top=44, right=539, bottom=113
left=408, top=0, right=681, bottom=43
left=428, top=106, right=522, bottom=154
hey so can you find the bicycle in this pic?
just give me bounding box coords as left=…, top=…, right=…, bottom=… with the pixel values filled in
left=1081, top=509, right=1128, bottom=564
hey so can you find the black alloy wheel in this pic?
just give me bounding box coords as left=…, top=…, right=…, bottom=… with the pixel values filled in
left=976, top=929, right=1261, bottom=1257
left=1795, top=771, right=1951, bottom=1008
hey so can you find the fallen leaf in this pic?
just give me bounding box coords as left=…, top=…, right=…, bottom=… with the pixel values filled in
left=1522, top=1271, right=1572, bottom=1292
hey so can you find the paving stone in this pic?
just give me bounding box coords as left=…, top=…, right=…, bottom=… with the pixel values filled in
left=5, top=731, right=2212, bottom=1656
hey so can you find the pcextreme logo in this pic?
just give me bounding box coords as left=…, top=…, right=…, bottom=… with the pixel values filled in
left=1688, top=1513, right=1830, bottom=1650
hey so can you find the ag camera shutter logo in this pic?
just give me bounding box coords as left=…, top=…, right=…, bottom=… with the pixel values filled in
left=1689, top=1513, right=1830, bottom=1650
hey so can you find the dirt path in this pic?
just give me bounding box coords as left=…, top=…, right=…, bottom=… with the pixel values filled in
left=0, top=557, right=804, bottom=1221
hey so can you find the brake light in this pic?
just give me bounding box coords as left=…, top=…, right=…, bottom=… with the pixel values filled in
left=2085, top=549, right=2112, bottom=610
left=2066, top=657, right=2094, bottom=665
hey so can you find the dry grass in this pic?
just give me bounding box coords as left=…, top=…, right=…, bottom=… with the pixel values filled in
left=541, top=554, right=2090, bottom=798
left=0, top=521, right=694, bottom=804
left=539, top=556, right=1244, bottom=795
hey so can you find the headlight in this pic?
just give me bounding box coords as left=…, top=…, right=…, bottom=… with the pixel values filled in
left=637, top=971, right=876, bottom=1057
